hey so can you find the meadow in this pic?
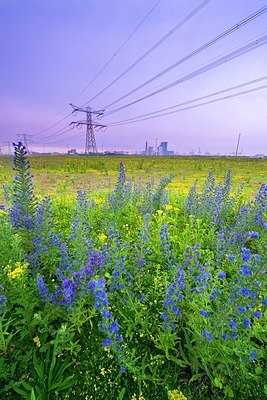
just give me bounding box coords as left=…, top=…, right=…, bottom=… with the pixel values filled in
left=0, top=145, right=267, bottom=399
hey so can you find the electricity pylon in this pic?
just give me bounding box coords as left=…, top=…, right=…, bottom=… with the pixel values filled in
left=3, top=141, right=12, bottom=155
left=70, top=104, right=106, bottom=154
left=17, top=134, right=33, bottom=153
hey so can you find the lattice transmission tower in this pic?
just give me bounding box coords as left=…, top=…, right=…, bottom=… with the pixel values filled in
left=16, top=134, right=33, bottom=153
left=70, top=104, right=106, bottom=154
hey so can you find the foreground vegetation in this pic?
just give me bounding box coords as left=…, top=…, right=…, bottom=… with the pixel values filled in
left=0, top=143, right=267, bottom=399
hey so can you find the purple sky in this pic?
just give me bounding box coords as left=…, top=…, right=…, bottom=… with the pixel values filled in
left=0, top=0, right=266, bottom=155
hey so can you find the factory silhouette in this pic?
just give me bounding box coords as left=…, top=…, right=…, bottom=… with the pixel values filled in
left=144, top=141, right=174, bottom=156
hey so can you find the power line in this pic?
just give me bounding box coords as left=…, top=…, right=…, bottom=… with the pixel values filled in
left=104, top=34, right=267, bottom=115
left=75, top=0, right=163, bottom=104
left=84, top=0, right=213, bottom=106
left=31, top=113, right=73, bottom=137
left=109, top=30, right=267, bottom=106
left=105, top=76, right=267, bottom=125
left=103, top=5, right=267, bottom=111
left=106, top=84, right=267, bottom=126
left=29, top=0, right=162, bottom=137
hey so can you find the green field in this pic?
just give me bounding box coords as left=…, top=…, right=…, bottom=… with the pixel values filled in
left=1, top=154, right=266, bottom=202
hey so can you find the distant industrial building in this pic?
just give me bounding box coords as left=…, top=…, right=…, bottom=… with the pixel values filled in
left=157, top=141, right=174, bottom=156
left=143, top=140, right=174, bottom=155
left=68, top=148, right=78, bottom=155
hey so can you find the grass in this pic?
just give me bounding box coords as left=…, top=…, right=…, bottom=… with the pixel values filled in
left=1, top=155, right=266, bottom=202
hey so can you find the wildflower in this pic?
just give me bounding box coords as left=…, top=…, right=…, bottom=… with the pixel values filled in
left=98, top=233, right=107, bottom=241
left=237, top=306, right=246, bottom=313
left=165, top=204, right=173, bottom=211
left=0, top=286, right=7, bottom=315
left=231, top=331, right=238, bottom=339
left=239, top=264, right=251, bottom=276
left=222, top=333, right=229, bottom=340
left=199, top=310, right=210, bottom=318
left=240, top=287, right=250, bottom=297
left=33, top=336, right=41, bottom=347
left=241, top=247, right=251, bottom=262
left=228, top=321, right=237, bottom=329
left=7, top=262, right=27, bottom=279
left=217, top=271, right=226, bottom=279
left=101, top=309, right=112, bottom=319
left=243, top=319, right=251, bottom=329
left=248, top=231, right=259, bottom=238
left=249, top=351, right=256, bottom=361
left=168, top=389, right=187, bottom=400
left=254, top=311, right=262, bottom=318
left=108, top=320, right=119, bottom=334
left=156, top=209, right=164, bottom=215
left=9, top=142, right=36, bottom=230
left=202, top=329, right=213, bottom=341
left=102, top=338, right=113, bottom=348
left=37, top=275, right=54, bottom=304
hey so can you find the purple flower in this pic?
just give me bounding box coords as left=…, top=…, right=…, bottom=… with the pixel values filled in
left=240, top=287, right=250, bottom=297
left=202, top=329, right=213, bottom=341
left=243, top=319, right=251, bottom=328
left=0, top=287, right=7, bottom=315
left=222, top=333, right=229, bottom=340
left=101, top=309, right=112, bottom=319
left=231, top=332, right=238, bottom=339
left=254, top=311, right=262, bottom=318
left=102, top=338, right=113, bottom=348
left=229, top=321, right=237, bottom=329
left=37, top=275, right=54, bottom=304
left=241, top=247, right=251, bottom=262
left=239, top=264, right=251, bottom=276
left=249, top=231, right=259, bottom=239
left=249, top=351, right=256, bottom=361
left=109, top=320, right=119, bottom=334
left=200, top=310, right=210, bottom=318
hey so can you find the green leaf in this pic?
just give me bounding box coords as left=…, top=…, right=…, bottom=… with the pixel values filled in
left=119, top=387, right=126, bottom=400
left=255, top=366, right=263, bottom=375
left=214, top=377, right=223, bottom=389
left=30, top=388, right=37, bottom=400
left=13, top=385, right=29, bottom=398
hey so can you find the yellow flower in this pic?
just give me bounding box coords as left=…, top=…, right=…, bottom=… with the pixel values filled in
left=165, top=204, right=173, bottom=211
left=168, top=389, right=187, bottom=400
left=131, top=394, right=145, bottom=400
left=100, top=368, right=106, bottom=376
left=98, top=233, right=107, bottom=241
left=33, top=336, right=41, bottom=347
left=7, top=262, right=28, bottom=280
left=156, top=209, right=164, bottom=215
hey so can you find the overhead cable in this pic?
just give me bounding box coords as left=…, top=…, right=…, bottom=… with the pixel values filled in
left=104, top=34, right=267, bottom=115
left=76, top=0, right=163, bottom=103
left=105, top=76, right=267, bottom=125
left=29, top=0, right=162, bottom=136
left=84, top=0, right=213, bottom=105
left=103, top=5, right=267, bottom=110
left=107, top=84, right=267, bottom=126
